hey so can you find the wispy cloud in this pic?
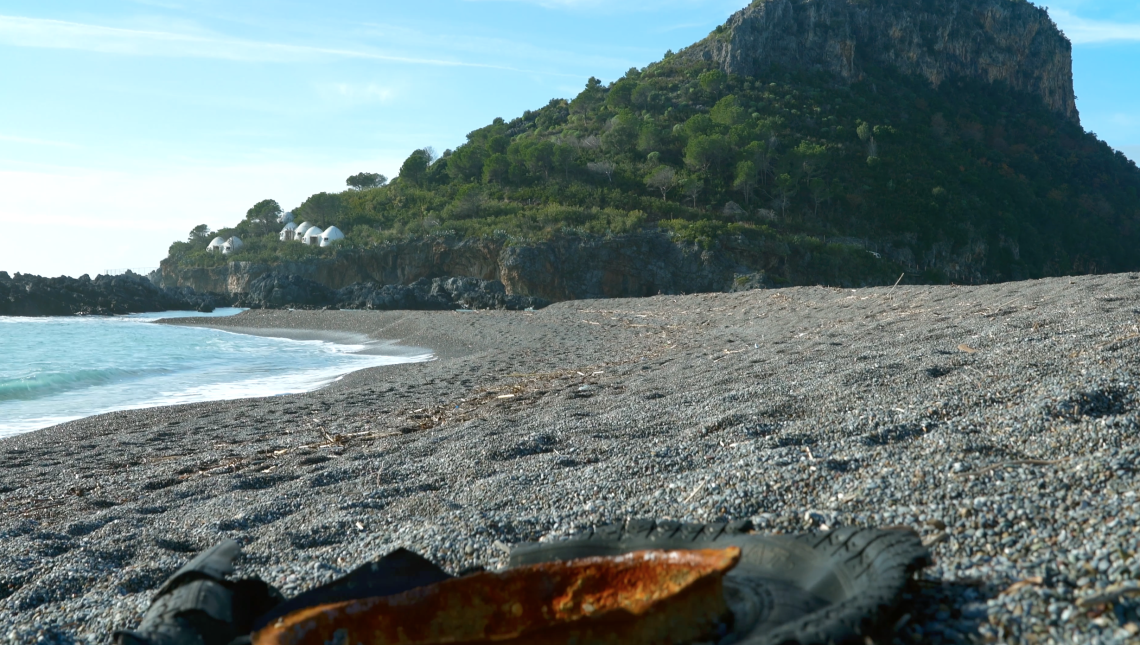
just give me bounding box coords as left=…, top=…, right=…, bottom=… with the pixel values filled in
left=461, top=0, right=721, bottom=12
left=0, top=133, right=80, bottom=148
left=0, top=14, right=544, bottom=72
left=654, top=21, right=713, bottom=33
left=1110, top=113, right=1140, bottom=127
left=322, top=82, right=397, bottom=105
left=1050, top=9, right=1140, bottom=44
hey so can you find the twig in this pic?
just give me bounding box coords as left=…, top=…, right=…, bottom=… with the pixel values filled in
left=682, top=480, right=707, bottom=503
left=886, top=272, right=905, bottom=298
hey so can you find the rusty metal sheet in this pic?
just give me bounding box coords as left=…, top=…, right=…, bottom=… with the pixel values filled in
left=254, top=547, right=741, bottom=645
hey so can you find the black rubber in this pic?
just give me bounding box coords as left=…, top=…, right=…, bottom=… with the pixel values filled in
left=509, top=519, right=932, bottom=645
left=113, top=540, right=284, bottom=645
left=251, top=548, right=453, bottom=632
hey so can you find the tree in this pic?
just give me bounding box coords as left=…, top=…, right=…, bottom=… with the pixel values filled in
left=733, top=161, right=759, bottom=206
left=246, top=199, right=282, bottom=222
left=680, top=174, right=703, bottom=207
left=698, top=69, right=725, bottom=93
left=857, top=122, right=872, bottom=142
left=522, top=140, right=555, bottom=179
left=245, top=199, right=282, bottom=236
left=295, top=192, right=343, bottom=224
left=587, top=161, right=615, bottom=182
left=684, top=134, right=732, bottom=175
left=602, top=111, right=639, bottom=153
left=809, top=178, right=831, bottom=216
left=346, top=172, right=387, bottom=190
left=188, top=224, right=210, bottom=243
left=645, top=166, right=676, bottom=201
left=710, top=95, right=747, bottom=126
left=482, top=153, right=510, bottom=185
left=770, top=173, right=797, bottom=219
left=606, top=79, right=637, bottom=109
left=446, top=146, right=487, bottom=182
left=554, top=144, right=576, bottom=180
left=399, top=149, right=433, bottom=185
left=744, top=141, right=774, bottom=186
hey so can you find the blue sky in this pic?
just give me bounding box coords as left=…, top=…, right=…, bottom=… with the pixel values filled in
left=0, top=0, right=1137, bottom=278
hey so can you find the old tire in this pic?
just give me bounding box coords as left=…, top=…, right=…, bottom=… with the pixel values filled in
left=508, top=519, right=931, bottom=645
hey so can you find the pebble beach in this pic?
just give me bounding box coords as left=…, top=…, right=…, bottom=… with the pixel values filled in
left=2, top=273, right=1140, bottom=644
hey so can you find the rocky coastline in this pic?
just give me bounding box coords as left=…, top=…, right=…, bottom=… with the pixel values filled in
left=1, top=273, right=1139, bottom=643
left=0, top=270, right=547, bottom=317
left=157, top=231, right=913, bottom=304
left=0, top=271, right=220, bottom=317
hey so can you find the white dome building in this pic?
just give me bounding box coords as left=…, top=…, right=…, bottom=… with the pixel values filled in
left=207, top=236, right=227, bottom=253
left=320, top=225, right=345, bottom=247
left=222, top=236, right=243, bottom=254
left=279, top=221, right=298, bottom=241
left=294, top=222, right=314, bottom=242
left=303, top=227, right=323, bottom=245
left=279, top=211, right=294, bottom=224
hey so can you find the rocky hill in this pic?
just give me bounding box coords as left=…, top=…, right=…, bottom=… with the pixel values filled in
left=683, top=0, right=1078, bottom=121
left=161, top=0, right=1140, bottom=302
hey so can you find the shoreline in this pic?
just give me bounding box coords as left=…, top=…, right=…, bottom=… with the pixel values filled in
left=0, top=314, right=432, bottom=438
left=2, top=274, right=1139, bottom=643
left=160, top=321, right=435, bottom=359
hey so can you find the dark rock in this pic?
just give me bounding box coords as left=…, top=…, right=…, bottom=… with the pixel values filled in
left=334, top=277, right=549, bottom=311
left=240, top=274, right=334, bottom=309
left=0, top=271, right=222, bottom=317
left=157, top=232, right=785, bottom=304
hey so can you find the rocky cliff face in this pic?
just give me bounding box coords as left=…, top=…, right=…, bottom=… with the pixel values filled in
left=683, top=0, right=1078, bottom=123
left=161, top=229, right=1024, bottom=303
left=158, top=233, right=757, bottom=301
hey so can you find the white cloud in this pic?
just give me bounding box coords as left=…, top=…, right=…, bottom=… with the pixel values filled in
left=0, top=14, right=535, bottom=71
left=1049, top=9, right=1140, bottom=44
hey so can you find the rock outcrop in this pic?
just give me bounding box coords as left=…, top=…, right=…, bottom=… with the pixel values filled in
left=158, top=232, right=769, bottom=302
left=0, top=271, right=220, bottom=317
left=238, top=274, right=550, bottom=311
left=683, top=0, right=1078, bottom=122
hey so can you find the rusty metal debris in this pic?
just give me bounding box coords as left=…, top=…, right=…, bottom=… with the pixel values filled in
left=254, top=547, right=740, bottom=645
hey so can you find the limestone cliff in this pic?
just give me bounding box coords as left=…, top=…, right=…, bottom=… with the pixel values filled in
left=683, top=0, right=1078, bottom=122
left=158, top=233, right=906, bottom=301
left=159, top=234, right=746, bottom=300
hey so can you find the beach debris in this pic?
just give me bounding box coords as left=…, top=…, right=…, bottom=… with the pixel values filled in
left=252, top=548, right=740, bottom=645
left=922, top=531, right=949, bottom=547
left=1000, top=577, right=1044, bottom=595
left=957, top=344, right=978, bottom=353
left=1076, top=581, right=1140, bottom=608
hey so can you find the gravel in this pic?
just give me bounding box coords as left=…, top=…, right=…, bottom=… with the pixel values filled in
left=2, top=273, right=1139, bottom=644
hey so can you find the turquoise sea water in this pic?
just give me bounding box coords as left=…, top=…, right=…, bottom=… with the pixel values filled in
left=0, top=310, right=431, bottom=437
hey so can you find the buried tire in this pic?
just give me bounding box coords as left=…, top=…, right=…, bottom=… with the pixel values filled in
left=508, top=519, right=932, bottom=645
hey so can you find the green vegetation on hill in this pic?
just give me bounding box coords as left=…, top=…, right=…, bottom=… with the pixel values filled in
left=167, top=44, right=1140, bottom=285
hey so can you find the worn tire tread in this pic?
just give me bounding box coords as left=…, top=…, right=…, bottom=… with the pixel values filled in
left=508, top=519, right=930, bottom=645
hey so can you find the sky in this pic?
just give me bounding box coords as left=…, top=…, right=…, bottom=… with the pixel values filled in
left=0, top=0, right=1137, bottom=278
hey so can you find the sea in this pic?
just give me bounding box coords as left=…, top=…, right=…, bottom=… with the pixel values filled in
left=0, top=309, right=432, bottom=438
